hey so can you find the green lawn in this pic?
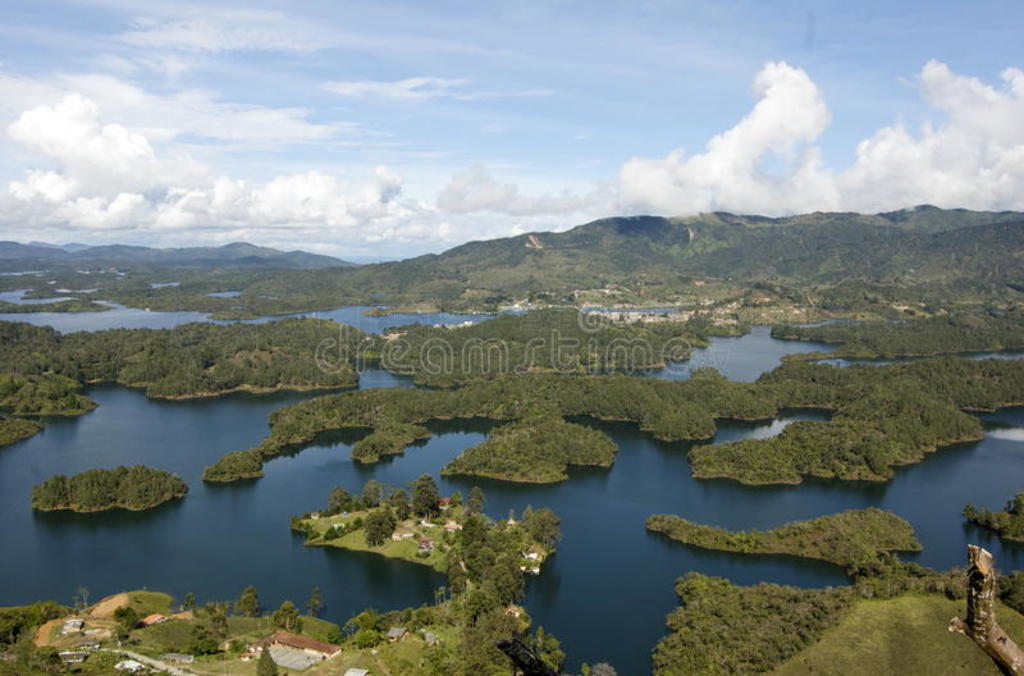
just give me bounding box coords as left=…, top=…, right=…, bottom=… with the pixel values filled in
left=126, top=590, right=174, bottom=616
left=303, top=513, right=449, bottom=571
left=774, top=593, right=1024, bottom=675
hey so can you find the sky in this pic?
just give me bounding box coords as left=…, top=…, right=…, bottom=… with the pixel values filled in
left=0, top=1, right=1023, bottom=259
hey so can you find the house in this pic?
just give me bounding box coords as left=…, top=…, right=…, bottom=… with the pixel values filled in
left=61, top=618, right=84, bottom=635
left=437, top=497, right=452, bottom=510
left=114, top=659, right=146, bottom=673
left=444, top=520, right=463, bottom=532
left=386, top=627, right=407, bottom=642
left=161, top=653, right=195, bottom=664
left=417, top=537, right=435, bottom=552
left=421, top=630, right=440, bottom=645
left=58, top=651, right=89, bottom=664
left=523, top=546, right=544, bottom=561
left=139, top=613, right=168, bottom=627
left=343, top=669, right=371, bottom=676
left=260, top=630, right=342, bottom=660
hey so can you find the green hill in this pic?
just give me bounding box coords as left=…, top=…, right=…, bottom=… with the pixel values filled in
left=773, top=593, right=1024, bottom=676
left=248, top=207, right=1024, bottom=310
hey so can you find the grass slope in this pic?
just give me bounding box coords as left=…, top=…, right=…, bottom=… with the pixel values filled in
left=773, top=593, right=1024, bottom=676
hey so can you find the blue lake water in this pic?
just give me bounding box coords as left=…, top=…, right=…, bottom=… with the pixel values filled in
left=1, top=308, right=1023, bottom=672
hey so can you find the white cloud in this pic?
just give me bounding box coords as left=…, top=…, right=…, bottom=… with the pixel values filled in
left=0, top=71, right=350, bottom=150
left=118, top=10, right=332, bottom=53
left=618, top=60, right=1024, bottom=216
left=437, top=164, right=594, bottom=216
left=618, top=61, right=838, bottom=216
left=322, top=77, right=552, bottom=101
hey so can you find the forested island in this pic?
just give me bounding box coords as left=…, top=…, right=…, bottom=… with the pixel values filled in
left=204, top=357, right=1024, bottom=483
left=0, top=417, right=42, bottom=446
left=31, top=466, right=188, bottom=512
left=774, top=312, right=1024, bottom=361
left=0, top=373, right=97, bottom=445
left=441, top=416, right=617, bottom=483
left=964, top=493, right=1024, bottom=542
left=0, top=318, right=372, bottom=398
left=0, top=373, right=96, bottom=416
left=381, top=308, right=701, bottom=386
left=646, top=508, right=921, bottom=570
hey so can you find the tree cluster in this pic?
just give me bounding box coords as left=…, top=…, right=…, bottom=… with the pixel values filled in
left=31, top=465, right=188, bottom=512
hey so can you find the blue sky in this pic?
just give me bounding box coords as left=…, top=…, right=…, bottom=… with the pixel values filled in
left=0, top=0, right=1022, bottom=258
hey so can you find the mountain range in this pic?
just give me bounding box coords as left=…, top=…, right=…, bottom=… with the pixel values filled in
left=243, top=205, right=1024, bottom=305
left=0, top=241, right=352, bottom=270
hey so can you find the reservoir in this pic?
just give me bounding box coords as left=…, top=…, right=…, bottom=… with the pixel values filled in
left=0, top=318, right=1022, bottom=672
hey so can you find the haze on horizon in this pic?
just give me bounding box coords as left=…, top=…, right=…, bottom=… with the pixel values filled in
left=1, top=0, right=1023, bottom=259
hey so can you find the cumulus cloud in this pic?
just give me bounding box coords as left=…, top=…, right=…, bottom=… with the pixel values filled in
left=1, top=94, right=424, bottom=245
left=619, top=60, right=1024, bottom=216
left=437, top=164, right=593, bottom=216
left=619, top=61, right=838, bottom=215
left=0, top=71, right=348, bottom=149
left=321, top=77, right=552, bottom=101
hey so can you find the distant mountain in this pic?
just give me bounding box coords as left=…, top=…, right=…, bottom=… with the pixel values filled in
left=0, top=241, right=353, bottom=270
left=257, top=206, right=1024, bottom=303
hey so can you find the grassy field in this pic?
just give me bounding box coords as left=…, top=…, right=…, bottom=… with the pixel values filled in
left=124, top=590, right=175, bottom=616
left=774, top=593, right=1024, bottom=675
left=302, top=512, right=450, bottom=571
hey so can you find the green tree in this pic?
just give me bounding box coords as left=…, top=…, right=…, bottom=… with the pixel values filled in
left=271, top=600, right=301, bottom=632
left=450, top=490, right=463, bottom=507
left=236, top=585, right=260, bottom=617
left=526, top=507, right=561, bottom=549
left=257, top=648, right=279, bottom=676
left=307, top=586, right=323, bottom=618
left=412, top=474, right=441, bottom=517
left=487, top=554, right=524, bottom=606
left=364, top=508, right=397, bottom=546
left=190, top=625, right=219, bottom=655
left=113, top=606, right=138, bottom=639
left=531, top=626, right=565, bottom=671
left=210, top=606, right=229, bottom=639
left=327, top=486, right=351, bottom=512
left=361, top=479, right=385, bottom=507
left=182, top=592, right=196, bottom=612
left=467, top=486, right=485, bottom=515
left=388, top=489, right=411, bottom=521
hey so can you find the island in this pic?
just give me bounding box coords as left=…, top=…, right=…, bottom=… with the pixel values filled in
left=441, top=416, right=617, bottom=483
left=0, top=318, right=374, bottom=399
left=31, top=466, right=188, bottom=512
left=774, top=312, right=1024, bottom=362
left=646, top=508, right=921, bottom=570
left=204, top=356, right=1024, bottom=484
left=964, top=493, right=1024, bottom=542
left=0, top=416, right=42, bottom=446
left=0, top=372, right=98, bottom=445
left=351, top=422, right=432, bottom=463
left=292, top=477, right=561, bottom=576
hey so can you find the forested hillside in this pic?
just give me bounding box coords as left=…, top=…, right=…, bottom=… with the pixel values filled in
left=0, top=318, right=373, bottom=398
left=2, top=207, right=1020, bottom=318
